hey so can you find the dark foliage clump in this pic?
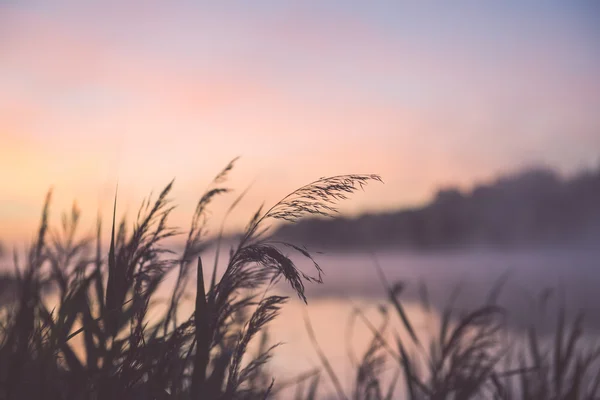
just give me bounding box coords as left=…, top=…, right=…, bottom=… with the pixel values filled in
left=275, top=165, right=600, bottom=249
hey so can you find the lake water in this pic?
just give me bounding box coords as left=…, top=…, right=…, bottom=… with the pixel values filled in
left=2, top=247, right=600, bottom=397
left=190, top=246, right=600, bottom=397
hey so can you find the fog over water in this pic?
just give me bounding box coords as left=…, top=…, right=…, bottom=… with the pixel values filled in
left=153, top=245, right=600, bottom=383
left=2, top=245, right=599, bottom=328
left=249, top=246, right=600, bottom=396
left=302, top=248, right=600, bottom=314
left=2, top=242, right=599, bottom=397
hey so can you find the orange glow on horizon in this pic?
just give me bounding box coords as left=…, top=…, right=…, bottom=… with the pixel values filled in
left=1, top=2, right=599, bottom=246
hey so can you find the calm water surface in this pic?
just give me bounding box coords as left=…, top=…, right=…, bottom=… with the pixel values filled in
left=196, top=247, right=600, bottom=396
left=3, top=247, right=599, bottom=396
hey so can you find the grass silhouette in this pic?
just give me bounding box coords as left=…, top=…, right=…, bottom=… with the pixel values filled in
left=0, top=160, right=598, bottom=399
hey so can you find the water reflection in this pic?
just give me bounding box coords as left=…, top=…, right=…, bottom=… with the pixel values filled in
left=2, top=245, right=599, bottom=397
left=195, top=246, right=600, bottom=395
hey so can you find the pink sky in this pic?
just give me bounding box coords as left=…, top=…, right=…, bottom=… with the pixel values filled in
left=1, top=1, right=599, bottom=244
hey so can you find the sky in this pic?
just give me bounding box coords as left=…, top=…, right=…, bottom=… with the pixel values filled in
left=1, top=1, right=599, bottom=244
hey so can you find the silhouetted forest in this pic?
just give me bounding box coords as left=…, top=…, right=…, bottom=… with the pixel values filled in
left=274, top=164, right=600, bottom=249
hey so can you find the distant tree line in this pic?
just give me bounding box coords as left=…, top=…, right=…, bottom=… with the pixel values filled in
left=274, top=164, right=600, bottom=249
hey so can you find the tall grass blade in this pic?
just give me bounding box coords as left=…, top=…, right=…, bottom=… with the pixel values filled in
left=191, top=256, right=209, bottom=399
